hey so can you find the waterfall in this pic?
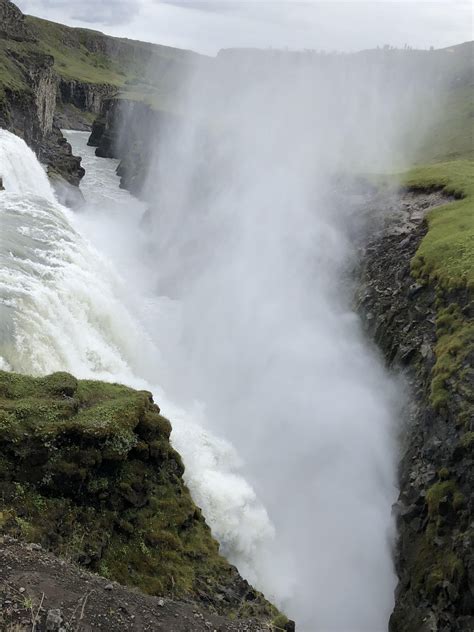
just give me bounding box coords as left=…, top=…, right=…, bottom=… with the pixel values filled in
left=0, top=129, right=55, bottom=202
left=0, top=129, right=275, bottom=587
left=1, top=121, right=401, bottom=630
left=97, top=51, right=404, bottom=631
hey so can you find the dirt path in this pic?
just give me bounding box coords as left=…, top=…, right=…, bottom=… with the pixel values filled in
left=0, top=537, right=272, bottom=632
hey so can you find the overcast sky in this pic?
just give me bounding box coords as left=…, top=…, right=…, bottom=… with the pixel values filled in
left=16, top=1, right=473, bottom=55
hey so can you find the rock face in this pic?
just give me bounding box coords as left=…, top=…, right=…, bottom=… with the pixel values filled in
left=0, top=537, right=279, bottom=632
left=88, top=97, right=178, bottom=195
left=58, top=79, right=117, bottom=115
left=0, top=0, right=84, bottom=185
left=0, top=370, right=288, bottom=628
left=357, top=190, right=473, bottom=632
left=0, top=0, right=34, bottom=41
left=0, top=0, right=198, bottom=188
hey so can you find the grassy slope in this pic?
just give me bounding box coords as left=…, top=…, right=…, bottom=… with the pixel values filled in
left=0, top=37, right=33, bottom=97
left=403, top=161, right=473, bottom=411
left=0, top=12, right=196, bottom=116
left=406, top=161, right=473, bottom=290
left=0, top=370, right=280, bottom=622
left=27, top=16, right=200, bottom=115
left=25, top=16, right=196, bottom=86
left=392, top=41, right=474, bottom=411
left=26, top=17, right=129, bottom=86
left=415, top=86, right=474, bottom=163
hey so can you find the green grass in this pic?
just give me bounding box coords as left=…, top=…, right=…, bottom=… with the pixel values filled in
left=25, top=16, right=196, bottom=91
left=403, top=160, right=474, bottom=289
left=116, top=87, right=179, bottom=113
left=399, top=160, right=473, bottom=411
left=0, top=39, right=34, bottom=99
left=0, top=14, right=190, bottom=120
left=26, top=17, right=133, bottom=85
left=416, top=86, right=474, bottom=163
left=0, top=370, right=280, bottom=622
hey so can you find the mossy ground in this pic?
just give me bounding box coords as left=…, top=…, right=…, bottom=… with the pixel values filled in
left=25, top=16, right=193, bottom=88
left=0, top=12, right=191, bottom=118
left=25, top=18, right=131, bottom=86
left=399, top=161, right=474, bottom=413
left=404, top=160, right=473, bottom=290
left=410, top=477, right=467, bottom=604
left=389, top=138, right=473, bottom=626
left=0, top=370, right=278, bottom=622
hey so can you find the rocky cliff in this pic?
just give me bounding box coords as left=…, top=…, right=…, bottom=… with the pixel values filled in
left=0, top=370, right=293, bottom=631
left=0, top=0, right=33, bottom=41
left=0, top=0, right=198, bottom=188
left=88, top=96, right=178, bottom=195
left=0, top=0, right=84, bottom=185
left=357, top=174, right=473, bottom=631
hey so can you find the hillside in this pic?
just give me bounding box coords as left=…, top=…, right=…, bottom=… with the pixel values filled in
left=0, top=0, right=198, bottom=185
left=1, top=1, right=473, bottom=629
left=26, top=14, right=200, bottom=118
left=0, top=370, right=290, bottom=630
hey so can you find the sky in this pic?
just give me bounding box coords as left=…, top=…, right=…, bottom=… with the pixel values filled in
left=16, top=1, right=473, bottom=55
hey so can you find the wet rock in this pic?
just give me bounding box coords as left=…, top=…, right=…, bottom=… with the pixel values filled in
left=356, top=189, right=473, bottom=632
left=49, top=172, right=85, bottom=208
left=45, top=609, right=62, bottom=631
left=0, top=371, right=281, bottom=626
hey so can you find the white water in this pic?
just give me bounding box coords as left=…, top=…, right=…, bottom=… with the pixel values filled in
left=0, top=128, right=275, bottom=582
left=0, top=125, right=400, bottom=630
left=65, top=110, right=400, bottom=631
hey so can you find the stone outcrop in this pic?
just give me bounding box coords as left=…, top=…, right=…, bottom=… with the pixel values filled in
left=0, top=537, right=283, bottom=632
left=0, top=0, right=84, bottom=185
left=58, top=79, right=117, bottom=115
left=0, top=0, right=198, bottom=188
left=357, top=190, right=473, bottom=632
left=0, top=370, right=292, bottom=630
left=0, top=0, right=34, bottom=41
left=88, top=97, right=179, bottom=195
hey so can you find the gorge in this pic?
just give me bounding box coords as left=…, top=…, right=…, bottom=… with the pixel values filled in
left=0, top=1, right=473, bottom=631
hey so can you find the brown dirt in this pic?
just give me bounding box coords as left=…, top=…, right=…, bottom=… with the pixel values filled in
left=0, top=537, right=271, bottom=632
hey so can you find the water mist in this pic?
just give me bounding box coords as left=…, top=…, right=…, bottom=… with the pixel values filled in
left=0, top=43, right=445, bottom=632
left=122, top=51, right=428, bottom=630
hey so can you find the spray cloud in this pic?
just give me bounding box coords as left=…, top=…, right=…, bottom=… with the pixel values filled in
left=122, top=48, right=440, bottom=630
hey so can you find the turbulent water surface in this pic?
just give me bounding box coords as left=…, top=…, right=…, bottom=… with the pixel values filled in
left=0, top=128, right=276, bottom=589
left=0, top=126, right=400, bottom=631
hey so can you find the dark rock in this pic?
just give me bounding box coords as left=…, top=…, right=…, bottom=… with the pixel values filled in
left=0, top=2, right=84, bottom=187
left=0, top=0, right=35, bottom=41
left=49, top=172, right=86, bottom=208
left=0, top=370, right=282, bottom=626
left=45, top=609, right=62, bottom=631
left=356, top=189, right=473, bottom=632
left=88, top=97, right=183, bottom=197
left=58, top=78, right=117, bottom=117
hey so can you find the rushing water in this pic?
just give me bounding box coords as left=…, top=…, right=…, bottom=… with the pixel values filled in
left=0, top=128, right=275, bottom=587
left=0, top=127, right=399, bottom=630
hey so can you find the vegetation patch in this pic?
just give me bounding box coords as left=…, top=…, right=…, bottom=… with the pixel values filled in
left=426, top=480, right=465, bottom=516
left=405, top=161, right=473, bottom=290
left=0, top=370, right=279, bottom=622
left=399, top=161, right=474, bottom=412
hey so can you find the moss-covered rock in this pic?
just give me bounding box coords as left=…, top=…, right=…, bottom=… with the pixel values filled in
left=357, top=187, right=473, bottom=632
left=0, top=370, right=280, bottom=623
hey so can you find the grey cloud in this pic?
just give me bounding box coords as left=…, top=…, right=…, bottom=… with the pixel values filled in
left=158, top=1, right=246, bottom=13
left=17, top=0, right=141, bottom=26
left=15, top=0, right=473, bottom=55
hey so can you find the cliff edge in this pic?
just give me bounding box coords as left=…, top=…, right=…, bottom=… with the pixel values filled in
left=0, top=370, right=293, bottom=631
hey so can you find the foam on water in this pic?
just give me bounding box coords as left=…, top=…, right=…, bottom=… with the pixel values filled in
left=0, top=129, right=275, bottom=587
